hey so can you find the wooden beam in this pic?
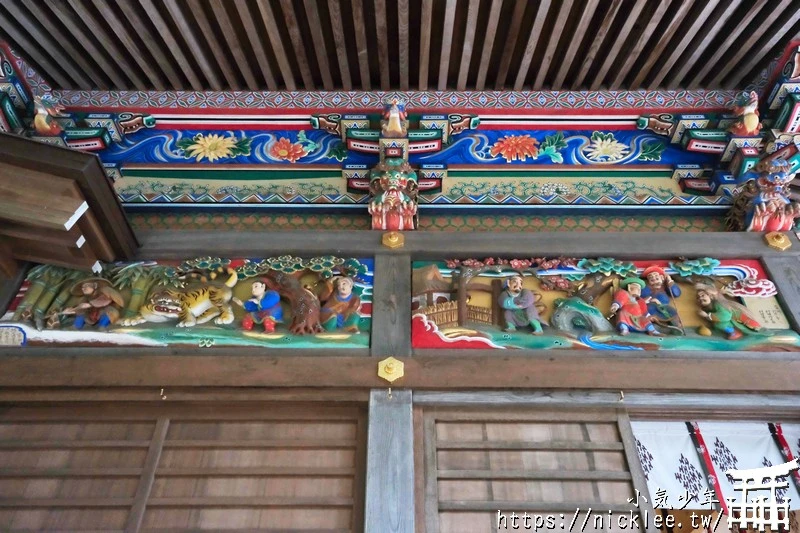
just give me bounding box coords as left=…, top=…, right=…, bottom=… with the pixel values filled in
left=648, top=0, right=720, bottom=89
left=398, top=0, right=410, bottom=90
left=685, top=0, right=769, bottom=88
left=365, top=390, right=414, bottom=533
left=135, top=0, right=204, bottom=89
left=114, top=0, right=185, bottom=89
left=374, top=0, right=391, bottom=89
left=513, top=0, right=552, bottom=91
left=438, top=469, right=631, bottom=480
left=618, top=412, right=658, bottom=533
left=303, top=0, right=335, bottom=90
left=256, top=0, right=296, bottom=90
left=124, top=417, right=168, bottom=533
left=573, top=0, right=624, bottom=88
left=328, top=0, right=353, bottom=90
left=763, top=255, right=800, bottom=333
left=437, top=0, right=458, bottom=90
left=711, top=3, right=800, bottom=88
left=436, top=440, right=624, bottom=451
left=186, top=0, right=240, bottom=88
left=280, top=0, right=316, bottom=89
left=552, top=0, right=600, bottom=90
left=162, top=0, right=222, bottom=90
left=611, top=0, right=673, bottom=88
left=456, top=0, right=480, bottom=91
left=474, top=0, right=503, bottom=91
left=3, top=1, right=92, bottom=87
left=134, top=229, right=800, bottom=260
left=235, top=0, right=277, bottom=90
left=371, top=254, right=412, bottom=357
left=418, top=0, right=433, bottom=89
left=0, top=6, right=74, bottom=88
left=629, top=0, right=695, bottom=88
left=439, top=501, right=636, bottom=513
left=590, top=0, right=647, bottom=90
left=209, top=0, right=259, bottom=90
left=88, top=0, right=166, bottom=89
left=666, top=0, right=743, bottom=88
left=2, top=354, right=800, bottom=391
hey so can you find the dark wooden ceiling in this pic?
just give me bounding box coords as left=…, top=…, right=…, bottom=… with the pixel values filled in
left=1, top=0, right=799, bottom=92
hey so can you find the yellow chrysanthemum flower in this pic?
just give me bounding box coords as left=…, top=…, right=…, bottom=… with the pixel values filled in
left=185, top=134, right=237, bottom=162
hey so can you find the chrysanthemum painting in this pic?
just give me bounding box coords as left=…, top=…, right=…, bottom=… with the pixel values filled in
left=490, top=135, right=540, bottom=162
left=270, top=137, right=308, bottom=163
left=583, top=132, right=630, bottom=162
left=176, top=133, right=252, bottom=163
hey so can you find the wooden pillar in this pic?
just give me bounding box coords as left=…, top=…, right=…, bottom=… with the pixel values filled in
left=365, top=389, right=415, bottom=533
left=371, top=253, right=412, bottom=357
left=763, top=255, right=800, bottom=332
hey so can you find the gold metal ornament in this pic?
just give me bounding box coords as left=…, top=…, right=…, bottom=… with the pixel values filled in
left=765, top=231, right=792, bottom=251
left=382, top=231, right=405, bottom=249
left=378, top=356, right=404, bottom=383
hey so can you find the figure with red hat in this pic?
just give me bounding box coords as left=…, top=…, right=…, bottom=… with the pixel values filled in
left=641, top=266, right=683, bottom=334
left=609, top=278, right=660, bottom=336
left=233, top=278, right=283, bottom=333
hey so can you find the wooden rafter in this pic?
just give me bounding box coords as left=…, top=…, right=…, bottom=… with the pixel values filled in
left=89, top=0, right=165, bottom=90
left=398, top=0, right=410, bottom=90
left=711, top=1, right=799, bottom=88
left=418, top=0, right=433, bottom=90
left=666, top=0, right=744, bottom=88
left=278, top=0, right=315, bottom=90
left=514, top=0, right=553, bottom=91
left=572, top=0, right=624, bottom=88
left=4, top=1, right=92, bottom=88
left=138, top=0, right=203, bottom=90
left=235, top=0, right=277, bottom=90
left=590, top=0, right=647, bottom=90
left=114, top=0, right=184, bottom=89
left=438, top=0, right=458, bottom=90
left=328, top=0, right=353, bottom=91
left=494, top=0, right=528, bottom=90
left=351, top=0, right=372, bottom=90
left=474, top=0, right=503, bottom=91
left=209, top=0, right=258, bottom=90
left=374, top=0, right=391, bottom=90
left=303, top=0, right=334, bottom=91
left=610, top=0, right=673, bottom=88
left=182, top=0, right=238, bottom=88
left=256, top=0, right=297, bottom=91
left=552, top=0, right=600, bottom=90
left=535, top=0, right=572, bottom=90
left=456, top=0, right=480, bottom=91
left=629, top=0, right=695, bottom=88
left=647, top=0, right=720, bottom=89
left=161, top=0, right=221, bottom=90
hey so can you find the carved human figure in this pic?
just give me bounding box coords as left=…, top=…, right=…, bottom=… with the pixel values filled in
left=498, top=275, right=544, bottom=335
left=61, top=278, right=123, bottom=330
left=609, top=278, right=659, bottom=336
left=319, top=277, right=361, bottom=333
left=744, top=159, right=800, bottom=232
left=641, top=266, right=681, bottom=328
left=728, top=90, right=761, bottom=137
left=233, top=279, right=283, bottom=333
left=381, top=98, right=408, bottom=138
left=695, top=283, right=762, bottom=340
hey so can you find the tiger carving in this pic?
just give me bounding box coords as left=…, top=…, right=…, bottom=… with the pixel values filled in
left=120, top=268, right=238, bottom=328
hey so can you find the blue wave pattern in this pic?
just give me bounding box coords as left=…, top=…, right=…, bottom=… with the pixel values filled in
left=98, top=128, right=716, bottom=167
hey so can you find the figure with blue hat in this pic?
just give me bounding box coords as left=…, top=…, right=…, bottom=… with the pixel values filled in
left=498, top=275, right=545, bottom=335
left=609, top=278, right=660, bottom=336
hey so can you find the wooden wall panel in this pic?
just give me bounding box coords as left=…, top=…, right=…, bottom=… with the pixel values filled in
left=0, top=402, right=367, bottom=532
left=419, top=408, right=642, bottom=533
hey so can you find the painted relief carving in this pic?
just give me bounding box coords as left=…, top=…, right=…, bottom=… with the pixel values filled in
left=727, top=158, right=800, bottom=231
left=1, top=258, right=372, bottom=348
left=412, top=257, right=799, bottom=351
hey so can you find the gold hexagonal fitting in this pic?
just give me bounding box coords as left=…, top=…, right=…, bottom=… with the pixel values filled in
left=765, top=231, right=792, bottom=251
left=382, top=231, right=405, bottom=249
left=378, top=356, right=404, bottom=383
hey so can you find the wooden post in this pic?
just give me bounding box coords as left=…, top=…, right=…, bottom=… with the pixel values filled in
left=371, top=253, right=412, bottom=357
left=763, top=255, right=800, bottom=332
left=617, top=411, right=658, bottom=533
left=365, top=389, right=415, bottom=533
